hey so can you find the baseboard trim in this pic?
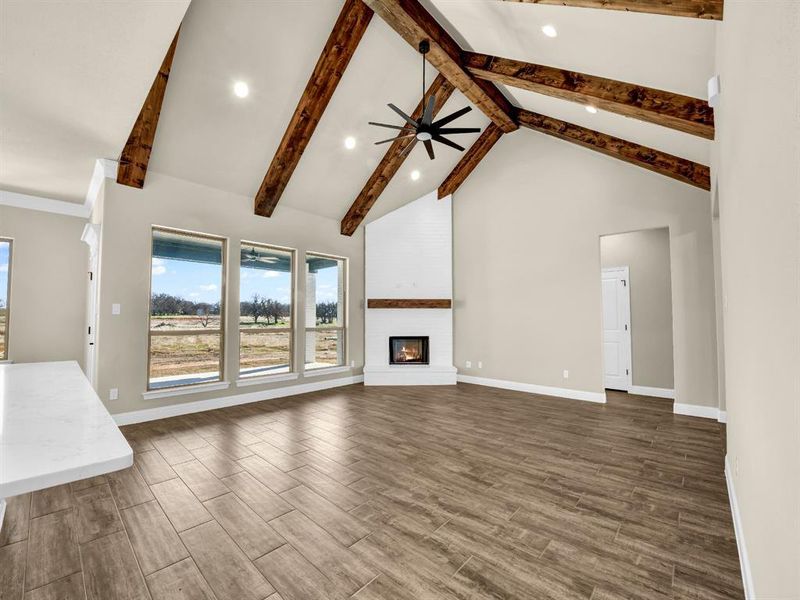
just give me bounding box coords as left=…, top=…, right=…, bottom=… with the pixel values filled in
left=113, top=375, right=364, bottom=426
left=725, top=455, right=755, bottom=599
left=457, top=374, right=606, bottom=404
left=629, top=385, right=675, bottom=399
left=674, top=402, right=725, bottom=421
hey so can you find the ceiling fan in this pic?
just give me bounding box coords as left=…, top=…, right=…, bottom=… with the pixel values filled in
left=369, top=40, right=480, bottom=160
left=242, top=247, right=278, bottom=264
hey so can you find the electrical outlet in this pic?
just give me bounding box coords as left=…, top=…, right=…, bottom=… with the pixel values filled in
left=350, top=360, right=355, bottom=368
left=477, top=361, right=482, bottom=369
left=465, top=360, right=472, bottom=368
left=109, top=388, right=118, bottom=401
left=563, top=369, right=569, bottom=379
left=112, top=303, right=121, bottom=315
left=735, top=456, right=739, bottom=476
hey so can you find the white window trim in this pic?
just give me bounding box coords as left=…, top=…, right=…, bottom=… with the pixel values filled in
left=236, top=372, right=299, bottom=387
left=303, top=365, right=351, bottom=378
left=142, top=380, right=230, bottom=401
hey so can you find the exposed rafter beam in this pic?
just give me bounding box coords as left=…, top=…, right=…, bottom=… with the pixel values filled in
left=517, top=109, right=710, bottom=190
left=341, top=75, right=455, bottom=236
left=362, top=0, right=518, bottom=133
left=254, top=0, right=373, bottom=217
left=117, top=29, right=180, bottom=189
left=463, top=52, right=714, bottom=139
left=499, top=0, right=723, bottom=20
left=438, top=123, right=504, bottom=198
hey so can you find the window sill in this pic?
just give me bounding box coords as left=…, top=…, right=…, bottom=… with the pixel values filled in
left=142, top=380, right=230, bottom=401
left=0, top=360, right=13, bottom=364
left=236, top=372, right=299, bottom=388
left=303, top=365, right=350, bottom=378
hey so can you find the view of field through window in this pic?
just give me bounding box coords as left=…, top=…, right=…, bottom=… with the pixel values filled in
left=305, top=254, right=346, bottom=369
left=239, top=244, right=293, bottom=377
left=147, top=229, right=346, bottom=388
left=0, top=239, right=10, bottom=360
left=148, top=229, right=225, bottom=389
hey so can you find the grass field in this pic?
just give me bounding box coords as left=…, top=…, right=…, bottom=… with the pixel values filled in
left=0, top=310, right=6, bottom=358
left=148, top=314, right=340, bottom=380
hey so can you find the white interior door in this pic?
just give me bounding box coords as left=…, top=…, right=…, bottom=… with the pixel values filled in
left=602, top=267, right=631, bottom=391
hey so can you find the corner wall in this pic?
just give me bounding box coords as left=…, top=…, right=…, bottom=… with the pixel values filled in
left=713, top=3, right=800, bottom=596
left=95, top=171, right=365, bottom=416
left=0, top=205, right=87, bottom=366
left=452, top=131, right=718, bottom=410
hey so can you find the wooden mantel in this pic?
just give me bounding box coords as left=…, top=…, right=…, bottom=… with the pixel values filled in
left=367, top=299, right=452, bottom=309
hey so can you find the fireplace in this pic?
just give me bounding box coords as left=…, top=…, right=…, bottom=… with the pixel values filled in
left=389, top=336, right=429, bottom=365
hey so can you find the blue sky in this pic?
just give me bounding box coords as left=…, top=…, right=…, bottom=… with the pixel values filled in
left=0, top=242, right=9, bottom=308
left=151, top=257, right=340, bottom=305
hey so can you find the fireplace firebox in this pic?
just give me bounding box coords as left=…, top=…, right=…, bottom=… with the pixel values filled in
left=389, top=336, right=429, bottom=365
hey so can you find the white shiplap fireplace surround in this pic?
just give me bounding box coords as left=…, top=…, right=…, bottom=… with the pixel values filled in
left=364, top=191, right=457, bottom=385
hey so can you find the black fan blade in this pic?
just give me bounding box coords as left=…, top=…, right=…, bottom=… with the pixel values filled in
left=424, top=139, right=435, bottom=160
left=369, top=121, right=415, bottom=131
left=431, top=105, right=472, bottom=128
left=388, top=104, right=419, bottom=128
left=422, top=94, right=436, bottom=126
left=435, top=127, right=482, bottom=134
left=375, top=133, right=417, bottom=145
left=433, top=134, right=465, bottom=152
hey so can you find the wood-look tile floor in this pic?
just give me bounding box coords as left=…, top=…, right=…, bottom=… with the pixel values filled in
left=0, top=384, right=744, bottom=600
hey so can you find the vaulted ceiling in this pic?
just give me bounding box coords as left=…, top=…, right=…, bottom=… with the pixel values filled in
left=1, top=0, right=718, bottom=226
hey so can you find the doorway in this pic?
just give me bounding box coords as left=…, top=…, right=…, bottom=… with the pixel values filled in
left=600, top=228, right=675, bottom=395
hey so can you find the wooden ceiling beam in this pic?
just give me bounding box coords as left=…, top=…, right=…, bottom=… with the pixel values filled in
left=438, top=123, right=504, bottom=198
left=341, top=74, right=455, bottom=236
left=499, top=0, right=723, bottom=20
left=517, top=109, right=710, bottom=190
left=464, top=52, right=714, bottom=139
left=117, top=29, right=180, bottom=189
left=362, top=0, right=518, bottom=133
left=254, top=0, right=373, bottom=217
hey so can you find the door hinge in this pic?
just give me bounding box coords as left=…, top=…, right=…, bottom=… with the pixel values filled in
left=88, top=271, right=93, bottom=281
left=88, top=326, right=92, bottom=335
left=625, top=324, right=628, bottom=331
left=626, top=368, right=629, bottom=375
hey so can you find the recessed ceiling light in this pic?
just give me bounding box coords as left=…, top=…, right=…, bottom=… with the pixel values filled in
left=541, top=24, right=558, bottom=38
left=410, top=170, right=421, bottom=181
left=233, top=81, right=249, bottom=98
left=585, top=105, right=598, bottom=114
left=344, top=136, right=356, bottom=150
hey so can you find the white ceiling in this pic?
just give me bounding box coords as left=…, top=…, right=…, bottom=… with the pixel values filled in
left=149, top=0, right=486, bottom=223
left=0, top=0, right=189, bottom=203
left=2, top=0, right=716, bottom=218
left=426, top=0, right=716, bottom=165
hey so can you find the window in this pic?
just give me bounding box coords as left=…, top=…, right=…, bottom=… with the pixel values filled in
left=148, top=228, right=226, bottom=390
left=305, top=253, right=346, bottom=370
left=0, top=238, right=12, bottom=360
left=239, top=243, right=294, bottom=378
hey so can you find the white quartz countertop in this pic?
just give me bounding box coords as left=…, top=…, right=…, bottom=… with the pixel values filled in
left=0, top=361, right=132, bottom=498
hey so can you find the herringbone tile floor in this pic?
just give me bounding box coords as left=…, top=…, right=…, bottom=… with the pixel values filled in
left=0, top=383, right=743, bottom=599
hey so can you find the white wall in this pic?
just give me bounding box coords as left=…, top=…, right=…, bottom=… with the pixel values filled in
left=453, top=131, right=718, bottom=409
left=601, top=228, right=674, bottom=390
left=95, top=171, right=365, bottom=415
left=0, top=205, right=88, bottom=367
left=364, top=190, right=456, bottom=385
left=713, top=3, right=800, bottom=596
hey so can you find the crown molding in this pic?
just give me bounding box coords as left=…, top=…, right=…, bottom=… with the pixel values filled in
left=0, top=158, right=117, bottom=219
